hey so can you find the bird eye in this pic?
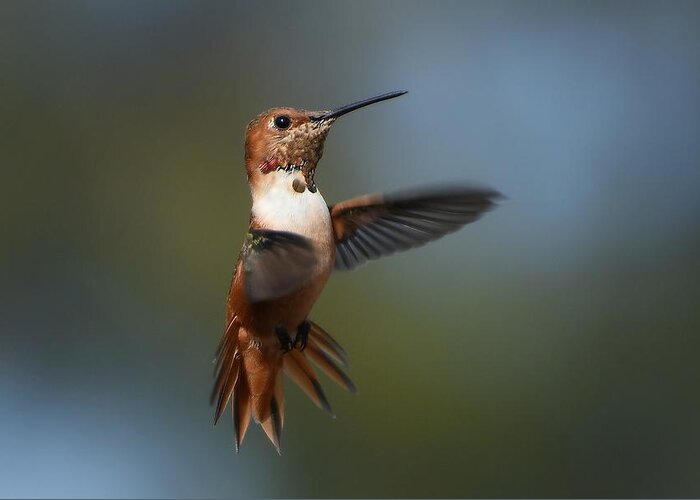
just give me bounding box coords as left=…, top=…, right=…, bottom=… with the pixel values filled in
left=273, top=115, right=291, bottom=129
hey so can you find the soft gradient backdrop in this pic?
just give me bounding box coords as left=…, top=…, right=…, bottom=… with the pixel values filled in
left=2, top=0, right=699, bottom=497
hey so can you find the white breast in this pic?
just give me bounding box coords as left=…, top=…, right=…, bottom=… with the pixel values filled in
left=251, top=172, right=333, bottom=245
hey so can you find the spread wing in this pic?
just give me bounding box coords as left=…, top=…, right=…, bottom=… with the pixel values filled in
left=242, top=228, right=317, bottom=302
left=330, top=185, right=501, bottom=271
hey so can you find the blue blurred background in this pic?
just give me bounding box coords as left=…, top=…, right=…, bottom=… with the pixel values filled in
left=2, top=0, right=699, bottom=497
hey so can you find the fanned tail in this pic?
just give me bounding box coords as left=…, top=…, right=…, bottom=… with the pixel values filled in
left=211, top=317, right=254, bottom=451
left=212, top=319, right=354, bottom=454
left=259, top=370, right=284, bottom=454
left=304, top=321, right=356, bottom=394
left=282, top=321, right=356, bottom=414
left=232, top=373, right=252, bottom=452
left=211, top=317, right=241, bottom=423
left=211, top=318, right=284, bottom=453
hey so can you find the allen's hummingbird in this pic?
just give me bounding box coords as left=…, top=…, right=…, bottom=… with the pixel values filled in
left=212, top=91, right=500, bottom=453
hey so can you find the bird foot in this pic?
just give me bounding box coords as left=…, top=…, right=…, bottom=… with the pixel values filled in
left=275, top=325, right=293, bottom=353
left=294, top=321, right=311, bottom=351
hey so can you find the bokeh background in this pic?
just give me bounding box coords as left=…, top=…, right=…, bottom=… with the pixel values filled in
left=2, top=0, right=700, bottom=497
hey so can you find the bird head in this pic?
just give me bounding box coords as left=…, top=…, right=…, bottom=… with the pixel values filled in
left=244, top=91, right=407, bottom=194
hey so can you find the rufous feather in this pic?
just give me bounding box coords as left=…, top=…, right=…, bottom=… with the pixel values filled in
left=260, top=371, right=284, bottom=454
left=309, top=321, right=349, bottom=366
left=305, top=342, right=357, bottom=394
left=284, top=350, right=335, bottom=416
left=233, top=375, right=252, bottom=452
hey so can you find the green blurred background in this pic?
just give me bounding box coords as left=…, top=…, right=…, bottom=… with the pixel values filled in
left=2, top=0, right=699, bottom=497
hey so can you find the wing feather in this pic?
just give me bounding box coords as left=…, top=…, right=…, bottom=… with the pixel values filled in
left=242, top=228, right=317, bottom=302
left=330, top=185, right=501, bottom=270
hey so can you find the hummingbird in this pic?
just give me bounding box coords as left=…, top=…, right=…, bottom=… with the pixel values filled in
left=212, top=90, right=500, bottom=453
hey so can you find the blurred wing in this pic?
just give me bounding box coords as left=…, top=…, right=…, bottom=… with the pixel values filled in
left=242, top=228, right=317, bottom=302
left=330, top=185, right=501, bottom=271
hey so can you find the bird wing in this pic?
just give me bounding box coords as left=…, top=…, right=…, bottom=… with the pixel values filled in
left=329, top=185, right=501, bottom=271
left=241, top=228, right=318, bottom=302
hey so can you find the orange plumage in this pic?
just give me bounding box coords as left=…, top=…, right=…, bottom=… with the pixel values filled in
left=211, top=91, right=500, bottom=453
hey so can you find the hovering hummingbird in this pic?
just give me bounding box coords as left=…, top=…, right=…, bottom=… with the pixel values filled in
left=212, top=90, right=500, bottom=453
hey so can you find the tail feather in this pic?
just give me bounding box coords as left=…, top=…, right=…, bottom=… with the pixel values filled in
left=212, top=318, right=241, bottom=424
left=211, top=317, right=238, bottom=400
left=304, top=342, right=357, bottom=394
left=309, top=321, right=349, bottom=367
left=233, top=377, right=252, bottom=452
left=212, top=320, right=354, bottom=453
left=283, top=350, right=334, bottom=416
left=213, top=353, right=240, bottom=424
left=260, top=372, right=284, bottom=454
left=250, top=357, right=280, bottom=425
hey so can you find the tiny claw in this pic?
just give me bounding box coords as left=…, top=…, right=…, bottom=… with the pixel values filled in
left=294, top=321, right=311, bottom=351
left=275, top=325, right=293, bottom=353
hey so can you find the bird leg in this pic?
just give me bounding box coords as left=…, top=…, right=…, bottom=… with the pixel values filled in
left=294, top=320, right=311, bottom=351
left=275, top=325, right=293, bottom=353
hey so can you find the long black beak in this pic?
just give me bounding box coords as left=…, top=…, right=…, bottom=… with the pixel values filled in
left=310, top=90, right=407, bottom=121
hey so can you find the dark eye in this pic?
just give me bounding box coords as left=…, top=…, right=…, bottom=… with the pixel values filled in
left=274, top=115, right=291, bottom=129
